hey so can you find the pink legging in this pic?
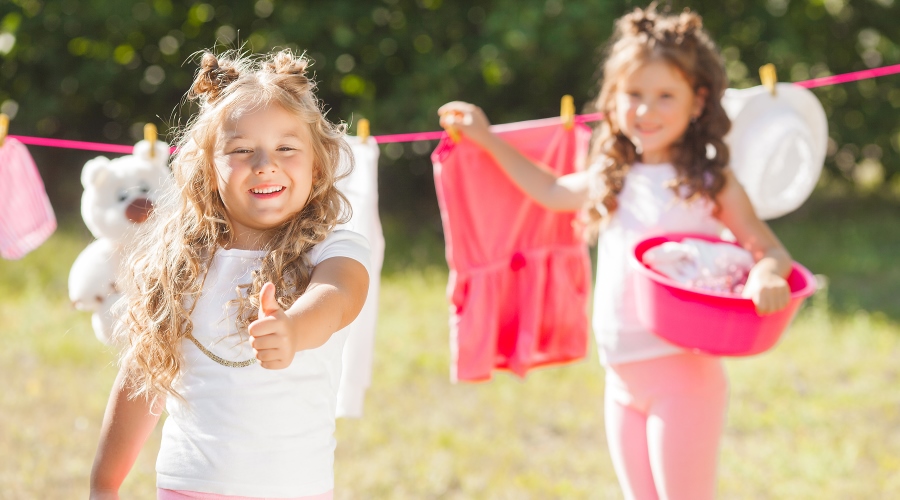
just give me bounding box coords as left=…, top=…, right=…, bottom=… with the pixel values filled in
left=604, top=352, right=728, bottom=500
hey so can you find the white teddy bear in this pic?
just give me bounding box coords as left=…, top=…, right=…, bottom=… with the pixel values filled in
left=68, top=138, right=172, bottom=344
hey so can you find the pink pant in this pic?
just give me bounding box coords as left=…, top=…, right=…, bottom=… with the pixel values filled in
left=604, top=352, right=728, bottom=500
left=157, top=489, right=333, bottom=500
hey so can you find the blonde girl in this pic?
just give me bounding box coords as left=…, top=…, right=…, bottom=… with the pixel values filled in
left=439, top=6, right=792, bottom=499
left=90, top=49, right=370, bottom=500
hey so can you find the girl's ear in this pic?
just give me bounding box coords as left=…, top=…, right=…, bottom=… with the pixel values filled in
left=693, top=87, right=709, bottom=119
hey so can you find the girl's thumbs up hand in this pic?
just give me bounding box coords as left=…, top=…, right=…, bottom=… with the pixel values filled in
left=258, top=281, right=285, bottom=319
left=248, top=282, right=298, bottom=370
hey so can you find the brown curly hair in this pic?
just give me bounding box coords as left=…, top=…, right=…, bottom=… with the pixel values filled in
left=584, top=5, right=731, bottom=234
left=118, top=49, right=352, bottom=400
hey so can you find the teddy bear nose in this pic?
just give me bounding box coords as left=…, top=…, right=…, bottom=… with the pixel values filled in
left=126, top=198, right=154, bottom=223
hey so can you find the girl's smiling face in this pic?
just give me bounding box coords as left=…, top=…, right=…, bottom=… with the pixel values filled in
left=215, top=104, right=315, bottom=249
left=614, top=59, right=707, bottom=165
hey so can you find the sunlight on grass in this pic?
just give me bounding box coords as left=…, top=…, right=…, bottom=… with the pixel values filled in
left=2, top=196, right=899, bottom=498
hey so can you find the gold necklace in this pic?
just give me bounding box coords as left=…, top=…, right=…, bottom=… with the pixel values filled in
left=186, top=333, right=257, bottom=368
left=185, top=251, right=257, bottom=368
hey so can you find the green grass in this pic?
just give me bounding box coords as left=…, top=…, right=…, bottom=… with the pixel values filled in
left=1, top=193, right=899, bottom=499
left=768, top=192, right=900, bottom=319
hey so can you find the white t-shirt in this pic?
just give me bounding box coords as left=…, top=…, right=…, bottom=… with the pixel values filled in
left=592, top=162, right=723, bottom=366
left=156, top=230, right=370, bottom=498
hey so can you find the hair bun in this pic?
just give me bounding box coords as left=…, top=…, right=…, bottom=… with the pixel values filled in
left=675, top=12, right=703, bottom=37
left=265, top=50, right=310, bottom=77
left=620, top=6, right=658, bottom=37
left=190, top=52, right=240, bottom=103
left=617, top=5, right=705, bottom=45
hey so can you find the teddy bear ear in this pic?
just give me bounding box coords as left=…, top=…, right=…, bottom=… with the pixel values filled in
left=82, top=157, right=111, bottom=188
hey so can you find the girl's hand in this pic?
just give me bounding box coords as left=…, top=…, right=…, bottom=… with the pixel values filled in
left=742, top=268, right=791, bottom=315
left=248, top=282, right=299, bottom=370
left=438, top=101, right=495, bottom=147
left=716, top=169, right=794, bottom=316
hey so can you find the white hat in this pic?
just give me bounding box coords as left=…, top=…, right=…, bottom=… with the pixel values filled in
left=721, top=83, right=828, bottom=220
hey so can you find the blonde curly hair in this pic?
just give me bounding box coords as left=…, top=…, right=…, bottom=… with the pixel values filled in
left=583, top=5, right=731, bottom=236
left=118, top=49, right=352, bottom=400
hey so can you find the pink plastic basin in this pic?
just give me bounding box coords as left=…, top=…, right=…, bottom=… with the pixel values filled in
left=631, top=233, right=817, bottom=356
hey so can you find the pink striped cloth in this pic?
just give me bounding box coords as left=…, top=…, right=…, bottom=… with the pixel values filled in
left=0, top=138, right=56, bottom=259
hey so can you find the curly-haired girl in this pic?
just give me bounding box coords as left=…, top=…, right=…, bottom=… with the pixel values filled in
left=439, top=6, right=792, bottom=498
left=90, top=49, right=370, bottom=500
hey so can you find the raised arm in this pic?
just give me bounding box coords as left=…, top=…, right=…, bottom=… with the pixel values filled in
left=248, top=256, right=369, bottom=369
left=90, top=367, right=164, bottom=499
left=715, top=169, right=793, bottom=315
left=438, top=101, right=590, bottom=212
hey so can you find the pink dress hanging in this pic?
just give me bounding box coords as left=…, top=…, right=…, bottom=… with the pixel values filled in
left=0, top=138, right=56, bottom=260
left=432, top=122, right=593, bottom=382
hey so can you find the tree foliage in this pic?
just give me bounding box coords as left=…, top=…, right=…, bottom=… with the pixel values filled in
left=1, top=0, right=898, bottom=216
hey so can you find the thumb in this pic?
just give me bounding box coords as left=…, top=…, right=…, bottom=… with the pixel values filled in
left=258, top=282, right=282, bottom=318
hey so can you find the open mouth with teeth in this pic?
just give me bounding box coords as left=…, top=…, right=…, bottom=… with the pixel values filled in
left=249, top=185, right=286, bottom=198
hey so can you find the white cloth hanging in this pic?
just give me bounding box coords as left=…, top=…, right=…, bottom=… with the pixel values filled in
left=334, top=135, right=385, bottom=418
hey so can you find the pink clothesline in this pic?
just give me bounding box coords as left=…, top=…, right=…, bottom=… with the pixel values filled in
left=7, top=135, right=179, bottom=155
left=794, top=62, right=900, bottom=89
left=373, top=112, right=604, bottom=143
left=6, top=63, right=900, bottom=153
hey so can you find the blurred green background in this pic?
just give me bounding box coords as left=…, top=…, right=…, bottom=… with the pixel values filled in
left=1, top=0, right=899, bottom=225
left=2, top=1, right=900, bottom=498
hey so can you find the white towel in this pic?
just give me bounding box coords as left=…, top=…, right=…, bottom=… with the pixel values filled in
left=642, top=238, right=754, bottom=294
left=335, top=136, right=385, bottom=418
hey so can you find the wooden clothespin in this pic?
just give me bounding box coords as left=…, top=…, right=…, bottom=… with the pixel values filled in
left=0, top=113, right=9, bottom=147
left=759, top=64, right=777, bottom=96
left=446, top=124, right=461, bottom=144
left=357, top=118, right=370, bottom=144
left=561, top=95, right=575, bottom=130
left=144, top=123, right=158, bottom=158
left=438, top=110, right=461, bottom=143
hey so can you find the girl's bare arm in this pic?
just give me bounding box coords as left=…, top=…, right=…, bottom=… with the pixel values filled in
left=284, top=256, right=369, bottom=351
left=90, top=366, right=163, bottom=499
left=716, top=169, right=793, bottom=315
left=248, top=256, right=369, bottom=369
left=438, top=101, right=590, bottom=212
